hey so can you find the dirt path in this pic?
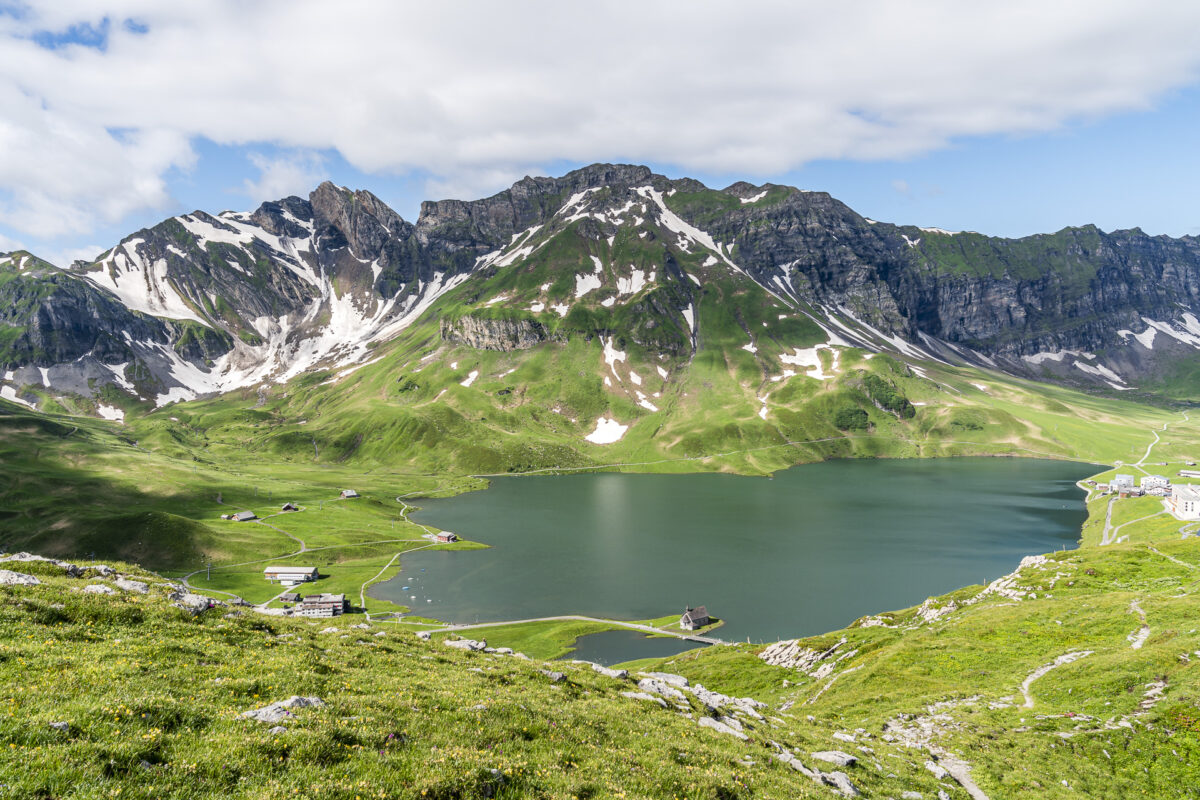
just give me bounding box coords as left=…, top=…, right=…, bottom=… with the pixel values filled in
left=254, top=511, right=307, bottom=552
left=1099, top=498, right=1116, bottom=545
left=1147, top=544, right=1196, bottom=570
left=1127, top=600, right=1150, bottom=649
left=1133, top=411, right=1189, bottom=470
left=1021, top=650, right=1093, bottom=708
left=358, top=542, right=441, bottom=616
left=1104, top=509, right=1166, bottom=547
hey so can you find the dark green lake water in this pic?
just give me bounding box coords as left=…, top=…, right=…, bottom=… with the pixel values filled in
left=374, top=458, right=1096, bottom=657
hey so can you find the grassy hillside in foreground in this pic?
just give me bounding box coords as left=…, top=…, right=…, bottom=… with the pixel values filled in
left=2, top=496, right=1200, bottom=798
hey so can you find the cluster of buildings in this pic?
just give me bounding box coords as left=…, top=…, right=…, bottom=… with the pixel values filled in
left=1100, top=474, right=1171, bottom=497
left=263, top=564, right=349, bottom=617
left=1093, top=473, right=1200, bottom=520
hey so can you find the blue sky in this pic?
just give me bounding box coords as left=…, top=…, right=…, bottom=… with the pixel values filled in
left=4, top=2, right=1200, bottom=265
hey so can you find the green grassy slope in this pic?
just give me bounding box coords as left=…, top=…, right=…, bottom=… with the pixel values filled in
left=4, top=474, right=1200, bottom=798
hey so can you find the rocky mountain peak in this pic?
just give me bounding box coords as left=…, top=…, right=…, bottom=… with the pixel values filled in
left=249, top=196, right=314, bottom=239
left=310, top=182, right=414, bottom=261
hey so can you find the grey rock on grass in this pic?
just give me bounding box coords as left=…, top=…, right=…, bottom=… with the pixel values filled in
left=0, top=570, right=40, bottom=586
left=242, top=696, right=326, bottom=724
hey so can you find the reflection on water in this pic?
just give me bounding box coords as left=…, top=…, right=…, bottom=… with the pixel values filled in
left=373, top=458, right=1096, bottom=661
left=559, top=629, right=708, bottom=666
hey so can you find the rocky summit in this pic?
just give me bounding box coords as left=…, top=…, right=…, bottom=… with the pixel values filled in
left=4, top=164, right=1200, bottom=414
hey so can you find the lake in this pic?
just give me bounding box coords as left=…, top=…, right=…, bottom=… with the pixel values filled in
left=373, top=458, right=1096, bottom=659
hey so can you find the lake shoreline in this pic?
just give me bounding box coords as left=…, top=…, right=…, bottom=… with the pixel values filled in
left=373, top=458, right=1100, bottom=660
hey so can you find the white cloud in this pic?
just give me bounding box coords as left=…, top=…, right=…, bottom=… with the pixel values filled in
left=45, top=244, right=107, bottom=269
left=0, top=231, right=24, bottom=253
left=2, top=1, right=1200, bottom=237
left=241, top=151, right=326, bottom=205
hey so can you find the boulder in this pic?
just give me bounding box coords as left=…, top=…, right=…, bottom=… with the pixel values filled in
left=48, top=721, right=69, bottom=733
left=640, top=671, right=689, bottom=687
left=635, top=678, right=686, bottom=702
left=82, top=584, right=116, bottom=595
left=0, top=570, right=40, bottom=586
left=574, top=661, right=628, bottom=679
left=697, top=716, right=749, bottom=741
left=824, top=771, right=860, bottom=798
left=242, top=696, right=326, bottom=724
left=444, top=638, right=487, bottom=651
left=538, top=669, right=566, bottom=683
left=168, top=589, right=218, bottom=615
left=113, top=578, right=148, bottom=594
left=812, top=751, right=858, bottom=768
left=416, top=631, right=432, bottom=640
left=88, top=565, right=116, bottom=577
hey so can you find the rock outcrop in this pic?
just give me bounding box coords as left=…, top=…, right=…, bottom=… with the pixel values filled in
left=440, top=315, right=562, bottom=351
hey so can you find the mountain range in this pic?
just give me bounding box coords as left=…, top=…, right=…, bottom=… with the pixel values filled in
left=3, top=163, right=1200, bottom=419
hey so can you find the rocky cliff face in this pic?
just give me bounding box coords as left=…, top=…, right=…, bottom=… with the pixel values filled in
left=6, top=162, right=1200, bottom=413
left=440, top=315, right=562, bottom=351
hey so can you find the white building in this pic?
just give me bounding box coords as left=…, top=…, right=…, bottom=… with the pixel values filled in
left=1168, top=485, right=1200, bottom=520
left=1141, top=475, right=1170, bottom=490
left=263, top=565, right=319, bottom=586
left=293, top=593, right=349, bottom=617
left=1111, top=474, right=1135, bottom=491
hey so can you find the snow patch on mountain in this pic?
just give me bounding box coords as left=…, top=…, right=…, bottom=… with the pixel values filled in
left=602, top=337, right=626, bottom=379
left=575, top=271, right=602, bottom=298
left=1117, top=326, right=1158, bottom=349
left=0, top=386, right=34, bottom=409
left=780, top=345, right=838, bottom=380
left=682, top=304, right=695, bottom=332
left=585, top=416, right=628, bottom=445
left=96, top=404, right=125, bottom=421
left=617, top=269, right=653, bottom=296
left=84, top=242, right=209, bottom=325
left=1074, top=360, right=1130, bottom=389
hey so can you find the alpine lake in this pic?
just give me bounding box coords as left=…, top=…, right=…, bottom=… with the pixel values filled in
left=372, top=458, right=1098, bottom=664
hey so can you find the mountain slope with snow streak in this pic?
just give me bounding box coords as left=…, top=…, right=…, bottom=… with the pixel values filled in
left=8, top=163, right=1200, bottom=415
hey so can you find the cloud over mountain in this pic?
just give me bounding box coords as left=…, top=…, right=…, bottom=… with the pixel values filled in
left=3, top=0, right=1200, bottom=237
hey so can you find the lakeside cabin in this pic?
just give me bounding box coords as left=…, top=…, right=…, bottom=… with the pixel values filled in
left=434, top=532, right=458, bottom=543
left=680, top=605, right=710, bottom=631
left=263, top=565, right=319, bottom=586
left=231, top=510, right=257, bottom=522
left=340, top=489, right=359, bottom=499
left=294, top=593, right=349, bottom=618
